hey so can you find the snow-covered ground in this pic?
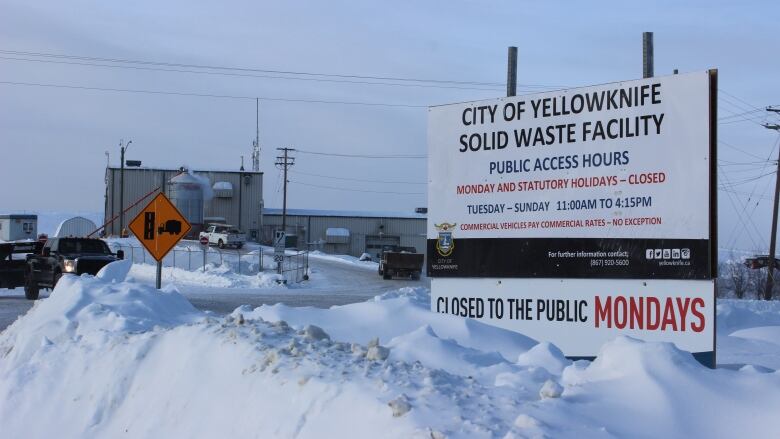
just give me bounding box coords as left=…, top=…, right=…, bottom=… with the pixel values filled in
left=2, top=262, right=780, bottom=438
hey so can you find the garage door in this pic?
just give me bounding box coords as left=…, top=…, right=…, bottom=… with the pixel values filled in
left=365, top=235, right=400, bottom=259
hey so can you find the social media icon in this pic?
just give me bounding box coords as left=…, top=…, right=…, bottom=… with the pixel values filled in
left=672, top=248, right=681, bottom=259
left=646, top=249, right=654, bottom=259
left=681, top=248, right=691, bottom=259
left=654, top=249, right=663, bottom=259
left=663, top=249, right=671, bottom=259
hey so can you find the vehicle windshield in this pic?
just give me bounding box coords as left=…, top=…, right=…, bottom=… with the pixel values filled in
left=58, top=239, right=110, bottom=254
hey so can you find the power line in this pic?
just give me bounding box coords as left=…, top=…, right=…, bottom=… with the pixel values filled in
left=290, top=169, right=425, bottom=185
left=719, top=88, right=764, bottom=112
left=295, top=149, right=426, bottom=159
left=719, top=187, right=773, bottom=201
left=0, top=48, right=507, bottom=87
left=290, top=180, right=424, bottom=195
left=718, top=140, right=768, bottom=161
left=0, top=80, right=429, bottom=108
left=720, top=135, right=780, bottom=250
left=718, top=108, right=764, bottom=121
left=718, top=170, right=776, bottom=188
left=0, top=55, right=509, bottom=92
left=719, top=164, right=765, bottom=251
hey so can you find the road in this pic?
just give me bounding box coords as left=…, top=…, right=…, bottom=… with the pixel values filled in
left=182, top=255, right=429, bottom=314
left=0, top=255, right=428, bottom=331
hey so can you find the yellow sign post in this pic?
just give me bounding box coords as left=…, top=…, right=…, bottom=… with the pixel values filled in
left=128, top=192, right=191, bottom=288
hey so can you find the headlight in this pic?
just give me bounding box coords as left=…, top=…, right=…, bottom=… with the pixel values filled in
left=63, top=259, right=77, bottom=273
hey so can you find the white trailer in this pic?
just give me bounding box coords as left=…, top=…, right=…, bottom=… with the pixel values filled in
left=0, top=214, right=37, bottom=242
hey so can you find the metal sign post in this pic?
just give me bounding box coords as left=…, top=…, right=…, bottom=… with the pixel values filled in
left=274, top=230, right=286, bottom=275
left=200, top=235, right=209, bottom=272
left=128, top=193, right=192, bottom=290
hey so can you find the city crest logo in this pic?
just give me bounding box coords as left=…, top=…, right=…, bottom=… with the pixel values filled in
left=434, top=222, right=456, bottom=257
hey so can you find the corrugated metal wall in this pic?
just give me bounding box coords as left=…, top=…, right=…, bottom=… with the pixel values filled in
left=262, top=214, right=426, bottom=258
left=104, top=167, right=263, bottom=240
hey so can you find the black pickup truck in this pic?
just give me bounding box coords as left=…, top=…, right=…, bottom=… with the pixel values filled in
left=0, top=241, right=42, bottom=290
left=0, top=237, right=124, bottom=300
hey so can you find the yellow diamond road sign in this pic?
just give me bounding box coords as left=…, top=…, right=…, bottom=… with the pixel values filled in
left=128, top=193, right=192, bottom=262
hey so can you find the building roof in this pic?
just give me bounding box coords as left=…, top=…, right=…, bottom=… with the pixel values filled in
left=107, top=166, right=262, bottom=175
left=0, top=214, right=37, bottom=220
left=263, top=208, right=426, bottom=220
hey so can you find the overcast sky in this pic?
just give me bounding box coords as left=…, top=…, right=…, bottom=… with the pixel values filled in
left=1, top=0, right=779, bottom=254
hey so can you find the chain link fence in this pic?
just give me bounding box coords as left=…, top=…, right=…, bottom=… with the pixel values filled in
left=277, top=251, right=309, bottom=284
left=108, top=242, right=310, bottom=283
left=108, top=242, right=265, bottom=275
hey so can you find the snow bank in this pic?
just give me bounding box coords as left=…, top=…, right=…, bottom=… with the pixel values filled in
left=308, top=250, right=379, bottom=270
left=553, top=336, right=780, bottom=438
left=0, top=277, right=537, bottom=438
left=0, top=274, right=200, bottom=366
left=717, top=299, right=780, bottom=334
left=96, top=259, right=132, bottom=282
left=128, top=262, right=285, bottom=289
left=717, top=299, right=780, bottom=370
left=246, top=287, right=536, bottom=362
left=3, top=277, right=780, bottom=438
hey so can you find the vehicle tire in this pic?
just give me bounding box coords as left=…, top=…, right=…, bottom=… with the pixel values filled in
left=383, top=273, right=392, bottom=280
left=236, top=243, right=243, bottom=249
left=412, top=272, right=421, bottom=281
left=24, top=271, right=39, bottom=300
left=52, top=270, right=62, bottom=288
left=378, top=267, right=384, bottom=275
left=218, top=239, right=225, bottom=249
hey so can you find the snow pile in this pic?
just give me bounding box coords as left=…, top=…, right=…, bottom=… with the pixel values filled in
left=717, top=299, right=780, bottom=370
left=3, top=277, right=780, bottom=438
left=96, top=259, right=133, bottom=282
left=0, top=277, right=538, bottom=438
left=248, top=286, right=536, bottom=362
left=717, top=299, right=780, bottom=334
left=553, top=337, right=780, bottom=438
left=308, top=250, right=379, bottom=270
left=128, top=261, right=286, bottom=289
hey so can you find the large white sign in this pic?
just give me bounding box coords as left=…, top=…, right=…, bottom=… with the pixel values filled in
left=428, top=71, right=711, bottom=241
left=427, top=71, right=715, bottom=280
left=432, top=278, right=715, bottom=362
left=426, top=71, right=717, bottom=365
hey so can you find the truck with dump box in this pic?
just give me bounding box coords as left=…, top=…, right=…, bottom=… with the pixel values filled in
left=378, top=245, right=424, bottom=280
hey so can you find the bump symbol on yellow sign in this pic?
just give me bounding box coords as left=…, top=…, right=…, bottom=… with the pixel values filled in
left=128, top=193, right=192, bottom=262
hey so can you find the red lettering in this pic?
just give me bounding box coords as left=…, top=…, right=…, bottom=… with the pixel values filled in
left=595, top=296, right=611, bottom=328
left=675, top=297, right=691, bottom=332
left=614, top=296, right=627, bottom=329
left=661, top=297, right=678, bottom=331
left=691, top=298, right=705, bottom=332
left=647, top=297, right=660, bottom=330
left=629, top=296, right=643, bottom=329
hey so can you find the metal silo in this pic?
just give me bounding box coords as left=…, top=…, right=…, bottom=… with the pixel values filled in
left=169, top=171, right=204, bottom=238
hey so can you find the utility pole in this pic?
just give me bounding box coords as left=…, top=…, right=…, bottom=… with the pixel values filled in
left=507, top=46, right=518, bottom=97
left=252, top=98, right=261, bottom=172
left=119, top=139, right=132, bottom=237
left=275, top=147, right=295, bottom=238
left=763, top=106, right=780, bottom=300
left=643, top=32, right=654, bottom=78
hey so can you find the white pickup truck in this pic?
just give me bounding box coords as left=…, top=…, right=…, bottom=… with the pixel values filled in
left=199, top=224, right=246, bottom=249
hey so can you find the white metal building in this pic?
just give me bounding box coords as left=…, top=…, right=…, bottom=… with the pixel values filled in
left=55, top=216, right=98, bottom=238
left=262, top=208, right=426, bottom=259
left=104, top=166, right=264, bottom=240
left=0, top=214, right=37, bottom=241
